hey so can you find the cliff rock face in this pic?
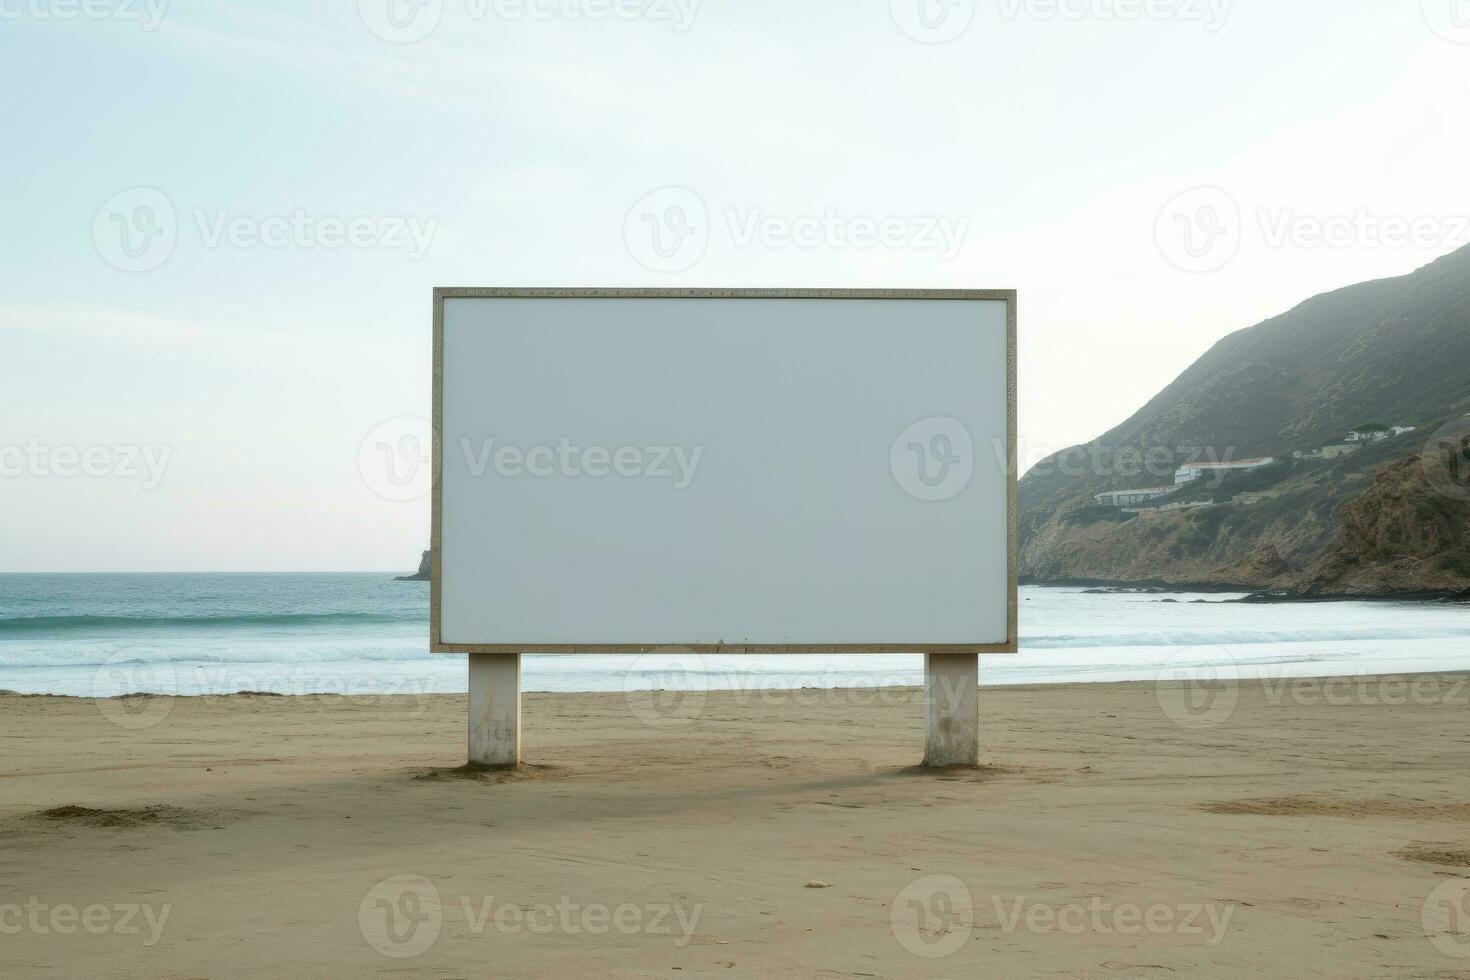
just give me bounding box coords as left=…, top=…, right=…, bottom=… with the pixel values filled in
left=1018, top=477, right=1339, bottom=588
left=1020, top=245, right=1470, bottom=594
left=395, top=550, right=431, bottom=582
left=1295, top=452, right=1470, bottom=595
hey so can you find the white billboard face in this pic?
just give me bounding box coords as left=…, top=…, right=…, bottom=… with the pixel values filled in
left=433, top=290, right=1016, bottom=654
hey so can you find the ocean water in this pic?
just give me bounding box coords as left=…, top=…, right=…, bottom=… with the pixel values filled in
left=1, top=573, right=1469, bottom=699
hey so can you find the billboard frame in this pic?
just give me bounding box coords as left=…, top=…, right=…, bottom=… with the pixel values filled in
left=430, top=286, right=1018, bottom=656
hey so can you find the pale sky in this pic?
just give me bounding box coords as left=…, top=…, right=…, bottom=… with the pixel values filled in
left=2, top=0, right=1467, bottom=572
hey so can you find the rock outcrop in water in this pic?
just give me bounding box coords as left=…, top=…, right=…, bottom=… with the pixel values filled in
left=395, top=550, right=431, bottom=582
left=1021, top=245, right=1470, bottom=597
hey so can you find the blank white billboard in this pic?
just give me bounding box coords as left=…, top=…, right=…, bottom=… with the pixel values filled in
left=432, top=289, right=1016, bottom=653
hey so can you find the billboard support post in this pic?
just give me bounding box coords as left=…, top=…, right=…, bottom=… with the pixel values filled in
left=923, top=652, right=979, bottom=767
left=468, top=652, right=520, bottom=768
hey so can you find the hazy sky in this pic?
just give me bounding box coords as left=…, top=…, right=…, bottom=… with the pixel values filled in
left=2, top=0, right=1468, bottom=572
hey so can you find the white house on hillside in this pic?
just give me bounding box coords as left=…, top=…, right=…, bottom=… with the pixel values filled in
left=1295, top=444, right=1360, bottom=461
left=1346, top=424, right=1415, bottom=443
left=1094, top=487, right=1177, bottom=508
left=1174, top=457, right=1277, bottom=486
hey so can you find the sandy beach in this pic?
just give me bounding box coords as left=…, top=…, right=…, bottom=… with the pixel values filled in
left=2, top=676, right=1469, bottom=978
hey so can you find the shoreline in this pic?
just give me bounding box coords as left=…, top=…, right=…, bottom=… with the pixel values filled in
left=1022, top=577, right=1470, bottom=604
left=10, top=664, right=1470, bottom=702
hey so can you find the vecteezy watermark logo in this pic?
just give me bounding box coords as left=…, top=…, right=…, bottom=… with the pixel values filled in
left=1155, top=645, right=1238, bottom=730
left=1422, top=418, right=1470, bottom=504
left=93, top=187, right=177, bottom=273
left=889, top=0, right=975, bottom=42
left=996, top=0, right=1231, bottom=31
left=458, top=437, right=704, bottom=489
left=459, top=896, right=702, bottom=944
left=493, top=0, right=700, bottom=29
left=0, top=899, right=171, bottom=945
left=359, top=416, right=432, bottom=503
left=94, top=189, right=438, bottom=271
left=358, top=0, right=444, bottom=43
left=1423, top=0, right=1470, bottom=43
left=1159, top=193, right=1470, bottom=272
left=0, top=0, right=170, bottom=29
left=192, top=209, right=437, bottom=260
left=890, top=875, right=974, bottom=958
left=359, top=0, right=700, bottom=40
left=623, top=652, right=709, bottom=728
left=624, top=187, right=709, bottom=273
left=624, top=189, right=971, bottom=272
left=1424, top=878, right=1470, bottom=958
left=890, top=417, right=975, bottom=502
left=1022, top=443, right=1239, bottom=485
left=166, top=667, right=449, bottom=715
left=359, top=879, right=703, bottom=957
left=91, top=651, right=178, bottom=731
left=992, top=896, right=1234, bottom=945
left=726, top=208, right=969, bottom=261
left=0, top=440, right=172, bottom=489
left=1155, top=186, right=1241, bottom=273
left=359, top=876, right=443, bottom=958
left=1258, top=209, right=1470, bottom=252
left=1260, top=674, right=1470, bottom=709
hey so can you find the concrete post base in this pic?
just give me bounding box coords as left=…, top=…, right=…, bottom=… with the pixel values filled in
left=923, top=652, right=979, bottom=767
left=468, top=652, right=520, bottom=768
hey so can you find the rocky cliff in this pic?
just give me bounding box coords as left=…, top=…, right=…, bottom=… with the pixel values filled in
left=1020, top=245, right=1470, bottom=596
left=395, top=550, right=431, bottom=582
left=1295, top=449, right=1470, bottom=595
